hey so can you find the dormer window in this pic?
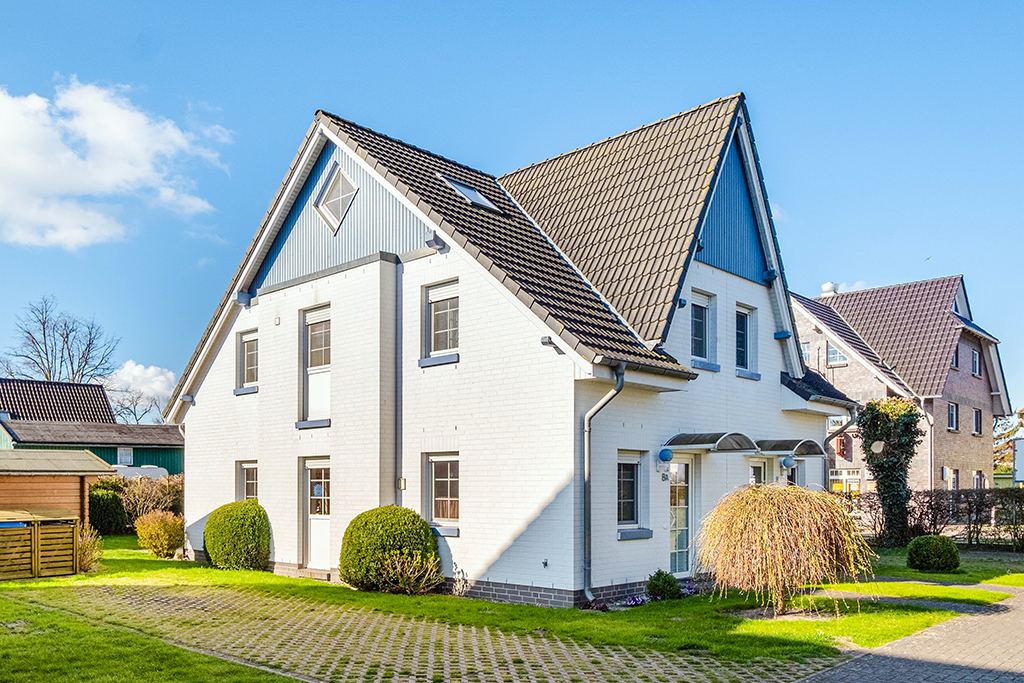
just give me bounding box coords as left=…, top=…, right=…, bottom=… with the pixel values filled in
left=440, top=175, right=500, bottom=212
left=314, top=161, right=357, bottom=233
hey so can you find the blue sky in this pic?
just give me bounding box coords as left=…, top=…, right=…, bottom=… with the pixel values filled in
left=1, top=1, right=1021, bottom=412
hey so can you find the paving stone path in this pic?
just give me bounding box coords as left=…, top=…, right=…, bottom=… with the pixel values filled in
left=4, top=584, right=841, bottom=683
left=800, top=584, right=1024, bottom=683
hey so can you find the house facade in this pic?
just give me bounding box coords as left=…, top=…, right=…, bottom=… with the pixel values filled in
left=166, top=94, right=853, bottom=606
left=792, top=278, right=1012, bottom=493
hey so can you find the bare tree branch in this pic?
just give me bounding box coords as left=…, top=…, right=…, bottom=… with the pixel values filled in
left=1, top=295, right=120, bottom=384
left=107, top=388, right=162, bottom=425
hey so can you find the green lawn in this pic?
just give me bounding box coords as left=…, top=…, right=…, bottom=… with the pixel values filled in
left=821, top=581, right=1012, bottom=605
left=0, top=598, right=289, bottom=682
left=870, top=547, right=1024, bottom=586
left=0, top=535, right=964, bottom=663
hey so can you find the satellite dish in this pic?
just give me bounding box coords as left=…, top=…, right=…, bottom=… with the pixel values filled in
left=870, top=441, right=885, bottom=454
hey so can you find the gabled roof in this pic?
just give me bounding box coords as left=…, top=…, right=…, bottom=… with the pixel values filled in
left=812, top=276, right=965, bottom=398
left=791, top=292, right=913, bottom=397
left=0, top=378, right=115, bottom=423
left=0, top=420, right=183, bottom=448
left=499, top=96, right=742, bottom=342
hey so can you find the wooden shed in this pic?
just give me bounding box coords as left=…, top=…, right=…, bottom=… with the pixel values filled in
left=0, top=448, right=115, bottom=527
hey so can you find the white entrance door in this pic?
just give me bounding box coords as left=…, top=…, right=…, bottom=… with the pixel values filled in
left=669, top=459, right=692, bottom=575
left=305, top=462, right=331, bottom=570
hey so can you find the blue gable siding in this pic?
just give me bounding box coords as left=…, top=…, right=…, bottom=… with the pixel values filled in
left=695, top=139, right=769, bottom=285
left=250, top=142, right=429, bottom=293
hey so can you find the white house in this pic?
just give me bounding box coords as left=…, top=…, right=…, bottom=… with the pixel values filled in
left=165, top=93, right=854, bottom=606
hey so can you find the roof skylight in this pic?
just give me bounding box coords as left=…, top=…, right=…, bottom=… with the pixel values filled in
left=441, top=175, right=500, bottom=212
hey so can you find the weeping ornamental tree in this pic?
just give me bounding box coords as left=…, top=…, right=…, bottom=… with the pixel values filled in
left=858, top=397, right=926, bottom=547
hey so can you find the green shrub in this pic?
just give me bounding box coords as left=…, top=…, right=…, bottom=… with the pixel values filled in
left=339, top=506, right=438, bottom=592
left=88, top=488, right=128, bottom=536
left=647, top=569, right=682, bottom=600
left=90, top=475, right=126, bottom=495
left=136, top=510, right=185, bottom=558
left=380, top=551, right=445, bottom=595
left=203, top=499, right=271, bottom=570
left=907, top=534, right=960, bottom=571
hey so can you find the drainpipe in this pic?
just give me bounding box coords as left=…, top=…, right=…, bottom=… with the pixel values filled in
left=583, top=362, right=626, bottom=602
left=823, top=405, right=859, bottom=489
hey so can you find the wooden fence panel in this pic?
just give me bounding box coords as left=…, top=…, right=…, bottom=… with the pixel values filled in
left=0, top=527, right=34, bottom=580
left=0, top=523, right=77, bottom=580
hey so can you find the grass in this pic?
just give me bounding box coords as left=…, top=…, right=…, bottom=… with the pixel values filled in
left=0, top=598, right=289, bottom=682
left=821, top=581, right=1012, bottom=605
left=870, top=546, right=1024, bottom=586
left=0, top=535, right=965, bottom=663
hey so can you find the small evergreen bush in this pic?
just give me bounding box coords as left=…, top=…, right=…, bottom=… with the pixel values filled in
left=90, top=475, right=126, bottom=495
left=88, top=488, right=128, bottom=536
left=647, top=569, right=682, bottom=600
left=136, top=510, right=185, bottom=558
left=907, top=534, right=960, bottom=571
left=339, top=506, right=438, bottom=592
left=203, top=499, right=271, bottom=570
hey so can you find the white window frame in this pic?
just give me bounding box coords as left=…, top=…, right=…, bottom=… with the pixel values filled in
left=690, top=291, right=715, bottom=362
left=425, top=280, right=459, bottom=357
left=303, top=306, right=331, bottom=421
left=973, top=408, right=983, bottom=435
left=951, top=344, right=960, bottom=369
left=801, top=341, right=810, bottom=363
left=748, top=458, right=769, bottom=485
left=826, top=342, right=848, bottom=366
left=616, top=452, right=644, bottom=528
left=238, top=330, right=258, bottom=387
left=116, top=447, right=133, bottom=466
left=427, top=453, right=459, bottom=526
left=313, top=161, right=357, bottom=234
left=972, top=349, right=981, bottom=377
left=238, top=462, right=258, bottom=501
left=948, top=402, right=959, bottom=431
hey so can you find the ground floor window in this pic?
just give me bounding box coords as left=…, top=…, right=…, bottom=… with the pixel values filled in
left=669, top=461, right=691, bottom=574
left=429, top=454, right=459, bottom=523
left=829, top=468, right=861, bottom=493
left=308, top=466, right=330, bottom=515
left=749, top=460, right=767, bottom=485
left=238, top=462, right=258, bottom=500
left=617, top=461, right=639, bottom=525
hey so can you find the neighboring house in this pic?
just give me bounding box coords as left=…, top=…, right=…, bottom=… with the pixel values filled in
left=0, top=378, right=116, bottom=422
left=0, top=378, right=183, bottom=475
left=792, top=277, right=1012, bottom=493
left=165, top=93, right=854, bottom=606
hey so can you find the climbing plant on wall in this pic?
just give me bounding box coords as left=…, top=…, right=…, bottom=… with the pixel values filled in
left=858, top=397, right=925, bottom=547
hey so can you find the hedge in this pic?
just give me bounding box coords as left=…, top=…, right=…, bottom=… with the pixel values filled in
left=88, top=488, right=128, bottom=536
left=203, top=499, right=271, bottom=570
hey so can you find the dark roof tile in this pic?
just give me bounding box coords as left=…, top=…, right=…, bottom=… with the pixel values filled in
left=0, top=379, right=115, bottom=423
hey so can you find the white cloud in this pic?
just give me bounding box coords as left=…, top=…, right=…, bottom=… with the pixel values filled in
left=837, top=281, right=868, bottom=293
left=104, top=360, right=176, bottom=403
left=185, top=228, right=228, bottom=245
left=196, top=256, right=214, bottom=267
left=200, top=124, right=234, bottom=144
left=770, top=202, right=790, bottom=224
left=0, top=77, right=222, bottom=250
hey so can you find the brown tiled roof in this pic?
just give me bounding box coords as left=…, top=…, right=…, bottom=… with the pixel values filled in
left=0, top=379, right=115, bottom=423
left=813, top=276, right=963, bottom=397
left=0, top=420, right=183, bottom=447
left=318, top=113, right=695, bottom=377
left=499, top=95, right=743, bottom=342
left=791, top=292, right=913, bottom=396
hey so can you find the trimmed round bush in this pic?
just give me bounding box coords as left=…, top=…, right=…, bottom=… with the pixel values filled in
left=203, top=499, right=271, bottom=570
left=89, top=488, right=128, bottom=536
left=136, top=510, right=185, bottom=558
left=647, top=569, right=682, bottom=600
left=907, top=534, right=960, bottom=571
left=340, top=506, right=438, bottom=591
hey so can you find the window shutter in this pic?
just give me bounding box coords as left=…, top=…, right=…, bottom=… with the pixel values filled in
left=304, top=306, right=330, bottom=325
left=428, top=280, right=458, bottom=303
left=691, top=291, right=710, bottom=308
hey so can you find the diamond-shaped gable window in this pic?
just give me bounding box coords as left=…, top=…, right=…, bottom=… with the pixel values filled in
left=441, top=175, right=500, bottom=212
left=314, top=161, right=357, bottom=233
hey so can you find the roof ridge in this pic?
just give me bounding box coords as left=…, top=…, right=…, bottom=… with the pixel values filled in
left=317, top=110, right=498, bottom=180
left=498, top=93, right=744, bottom=179
left=0, top=377, right=105, bottom=389
left=814, top=274, right=962, bottom=301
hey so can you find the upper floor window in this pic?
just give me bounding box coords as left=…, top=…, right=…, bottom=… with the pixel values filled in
left=427, top=281, right=459, bottom=355
left=826, top=342, right=847, bottom=366
left=948, top=401, right=959, bottom=431
left=304, top=307, right=331, bottom=422
left=690, top=292, right=713, bottom=360
left=801, top=342, right=810, bottom=363
left=239, top=331, right=258, bottom=386
left=735, top=310, right=749, bottom=369
left=973, top=408, right=983, bottom=435
left=314, top=161, right=357, bottom=233
left=308, top=321, right=331, bottom=368
left=951, top=345, right=960, bottom=369
left=971, top=349, right=981, bottom=376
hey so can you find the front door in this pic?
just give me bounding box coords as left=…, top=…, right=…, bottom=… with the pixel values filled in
left=305, top=462, right=331, bottom=570
left=669, top=459, right=691, bottom=574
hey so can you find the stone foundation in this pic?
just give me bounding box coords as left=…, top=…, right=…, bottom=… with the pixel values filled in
left=446, top=577, right=648, bottom=608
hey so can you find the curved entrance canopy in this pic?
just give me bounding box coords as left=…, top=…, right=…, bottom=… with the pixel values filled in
left=755, top=439, right=826, bottom=457
left=664, top=432, right=758, bottom=452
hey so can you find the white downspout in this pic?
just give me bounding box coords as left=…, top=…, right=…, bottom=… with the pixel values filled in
left=583, top=362, right=626, bottom=602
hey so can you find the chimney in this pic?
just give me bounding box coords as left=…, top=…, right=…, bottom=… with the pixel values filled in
left=820, top=282, right=839, bottom=297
